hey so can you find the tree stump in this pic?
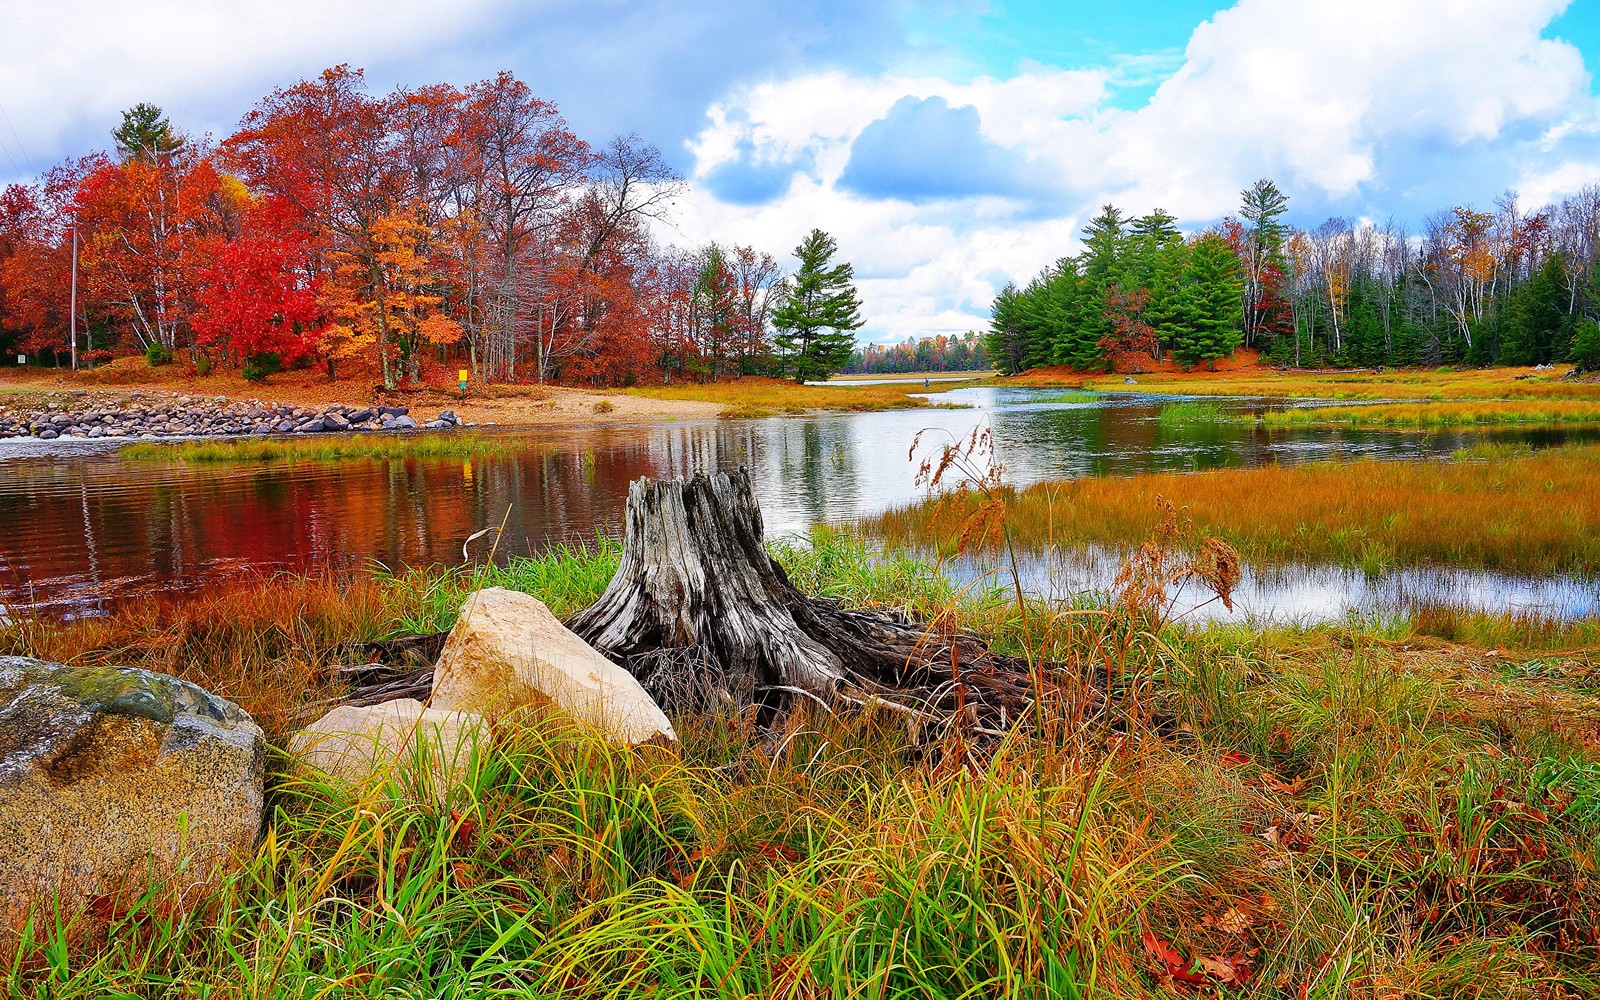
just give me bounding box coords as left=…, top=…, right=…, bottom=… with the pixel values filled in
left=568, top=468, right=1044, bottom=732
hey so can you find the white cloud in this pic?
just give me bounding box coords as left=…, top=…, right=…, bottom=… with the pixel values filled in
left=0, top=0, right=503, bottom=174
left=672, top=0, right=1600, bottom=344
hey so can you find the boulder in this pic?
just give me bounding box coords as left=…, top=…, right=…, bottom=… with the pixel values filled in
left=289, top=700, right=487, bottom=802
left=431, top=588, right=676, bottom=745
left=0, top=658, right=265, bottom=931
left=321, top=411, right=350, bottom=432
left=390, top=416, right=417, bottom=430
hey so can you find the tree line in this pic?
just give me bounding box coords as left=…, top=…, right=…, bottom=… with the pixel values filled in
left=845, top=332, right=989, bottom=375
left=986, top=179, right=1600, bottom=374
left=0, top=69, right=864, bottom=387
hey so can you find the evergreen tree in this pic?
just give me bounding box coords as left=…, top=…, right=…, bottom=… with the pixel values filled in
left=112, top=103, right=185, bottom=161
left=1173, top=233, right=1244, bottom=369
left=771, top=229, right=865, bottom=382
left=1500, top=255, right=1569, bottom=365
left=985, top=283, right=1030, bottom=375
left=1572, top=318, right=1600, bottom=372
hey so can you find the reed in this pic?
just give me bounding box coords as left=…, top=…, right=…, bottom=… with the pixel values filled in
left=867, top=443, right=1600, bottom=577
left=3, top=532, right=1598, bottom=995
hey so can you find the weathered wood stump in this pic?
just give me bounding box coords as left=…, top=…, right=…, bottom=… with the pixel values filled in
left=567, top=468, right=1046, bottom=733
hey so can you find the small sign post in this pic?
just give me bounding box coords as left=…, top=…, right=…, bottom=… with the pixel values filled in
left=16, top=354, right=24, bottom=366
left=458, top=369, right=469, bottom=400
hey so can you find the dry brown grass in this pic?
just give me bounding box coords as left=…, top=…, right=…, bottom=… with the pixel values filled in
left=0, top=575, right=400, bottom=738
left=1259, top=399, right=1600, bottom=425
left=868, top=442, right=1600, bottom=576
left=1080, top=366, right=1600, bottom=402
left=625, top=375, right=952, bottom=417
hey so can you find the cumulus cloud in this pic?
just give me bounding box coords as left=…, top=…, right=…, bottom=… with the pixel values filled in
left=673, top=0, right=1600, bottom=344
left=838, top=96, right=1044, bottom=203
left=0, top=0, right=915, bottom=183
left=0, top=0, right=504, bottom=175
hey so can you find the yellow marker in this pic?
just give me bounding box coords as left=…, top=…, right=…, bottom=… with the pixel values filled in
left=458, top=369, right=469, bottom=383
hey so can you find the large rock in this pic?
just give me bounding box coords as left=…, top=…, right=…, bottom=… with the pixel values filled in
left=431, top=588, right=676, bottom=744
left=0, top=658, right=265, bottom=930
left=289, top=700, right=487, bottom=802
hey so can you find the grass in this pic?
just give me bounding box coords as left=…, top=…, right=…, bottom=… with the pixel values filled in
left=1068, top=366, right=1600, bottom=403
left=121, top=432, right=524, bottom=463
left=1256, top=400, right=1600, bottom=427
left=4, top=533, right=1599, bottom=995
left=2, top=528, right=1599, bottom=995
left=1035, top=389, right=1103, bottom=404
left=625, top=376, right=960, bottom=418
left=1155, top=400, right=1230, bottom=424
left=866, top=442, right=1600, bottom=577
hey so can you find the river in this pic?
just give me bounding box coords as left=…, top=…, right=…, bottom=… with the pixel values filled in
left=1, top=386, right=1595, bottom=619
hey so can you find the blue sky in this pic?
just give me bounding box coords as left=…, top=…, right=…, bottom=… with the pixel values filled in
left=4, top=0, right=1599, bottom=343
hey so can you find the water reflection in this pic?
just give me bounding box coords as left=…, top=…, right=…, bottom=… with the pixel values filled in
left=1, top=388, right=1595, bottom=618
left=941, top=544, right=1600, bottom=624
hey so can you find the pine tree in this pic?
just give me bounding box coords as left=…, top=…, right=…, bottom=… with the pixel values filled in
left=1173, top=233, right=1244, bottom=369
left=772, top=229, right=865, bottom=382
left=112, top=104, right=185, bottom=162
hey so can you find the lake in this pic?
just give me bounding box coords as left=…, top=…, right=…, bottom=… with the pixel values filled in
left=2, top=386, right=1595, bottom=619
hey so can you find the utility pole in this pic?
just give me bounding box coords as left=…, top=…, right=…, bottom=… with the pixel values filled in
left=69, top=224, right=78, bottom=371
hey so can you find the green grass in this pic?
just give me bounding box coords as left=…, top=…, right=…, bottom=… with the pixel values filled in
left=3, top=531, right=1599, bottom=996
left=1154, top=400, right=1230, bottom=424
left=122, top=432, right=522, bottom=463
left=1035, top=390, right=1103, bottom=404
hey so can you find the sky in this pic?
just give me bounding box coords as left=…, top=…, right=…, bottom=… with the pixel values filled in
left=3, top=0, right=1599, bottom=344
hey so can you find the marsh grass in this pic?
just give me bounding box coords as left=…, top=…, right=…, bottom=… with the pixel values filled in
left=1075, top=366, right=1600, bottom=402
left=120, top=432, right=524, bottom=464
left=868, top=443, right=1600, bottom=577
left=625, top=376, right=953, bottom=418
left=1155, top=400, right=1230, bottom=424
left=1036, top=389, right=1103, bottom=404
left=1259, top=400, right=1600, bottom=426
left=4, top=532, right=1599, bottom=996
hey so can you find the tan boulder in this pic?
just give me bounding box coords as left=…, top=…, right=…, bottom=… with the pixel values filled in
left=0, top=657, right=265, bottom=932
left=431, top=587, right=676, bottom=744
left=289, top=699, right=487, bottom=802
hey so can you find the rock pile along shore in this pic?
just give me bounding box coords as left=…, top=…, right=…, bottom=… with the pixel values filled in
left=0, top=394, right=465, bottom=440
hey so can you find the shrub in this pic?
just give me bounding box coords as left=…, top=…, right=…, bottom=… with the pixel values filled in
left=592, top=399, right=615, bottom=414
left=242, top=351, right=283, bottom=382
left=143, top=343, right=173, bottom=367
left=193, top=351, right=213, bottom=376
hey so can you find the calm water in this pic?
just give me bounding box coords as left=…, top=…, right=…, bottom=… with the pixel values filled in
left=1, top=387, right=1595, bottom=619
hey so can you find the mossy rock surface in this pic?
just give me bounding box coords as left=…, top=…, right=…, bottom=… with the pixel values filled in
left=0, top=657, right=265, bottom=932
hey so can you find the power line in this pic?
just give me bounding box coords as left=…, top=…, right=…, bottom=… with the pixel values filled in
left=0, top=99, right=33, bottom=178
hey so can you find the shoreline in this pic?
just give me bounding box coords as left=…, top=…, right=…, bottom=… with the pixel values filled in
left=0, top=368, right=959, bottom=437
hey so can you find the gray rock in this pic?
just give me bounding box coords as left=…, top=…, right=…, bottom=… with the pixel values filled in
left=424, top=419, right=448, bottom=429
left=391, top=416, right=417, bottom=430
left=294, top=418, right=327, bottom=434
left=346, top=408, right=373, bottom=423
left=438, top=410, right=459, bottom=426
left=0, top=657, right=265, bottom=932
left=38, top=429, right=58, bottom=440
left=322, top=411, right=350, bottom=432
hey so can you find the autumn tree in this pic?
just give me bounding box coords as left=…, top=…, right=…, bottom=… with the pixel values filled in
left=190, top=199, right=323, bottom=366
left=223, top=66, right=414, bottom=386
left=772, top=229, right=864, bottom=383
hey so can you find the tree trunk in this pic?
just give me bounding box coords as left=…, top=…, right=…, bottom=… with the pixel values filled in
left=567, top=469, right=1046, bottom=733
